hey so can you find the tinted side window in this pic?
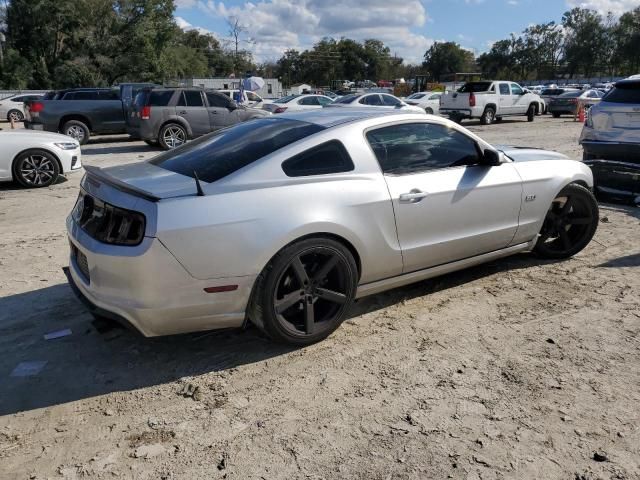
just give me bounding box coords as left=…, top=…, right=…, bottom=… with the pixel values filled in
left=510, top=84, right=523, bottom=95
left=382, top=95, right=401, bottom=106
left=178, top=90, right=204, bottom=107
left=363, top=95, right=382, bottom=105
left=366, top=123, right=480, bottom=174
left=317, top=96, right=333, bottom=106
left=299, top=96, right=319, bottom=106
left=99, top=90, right=120, bottom=100
left=282, top=141, right=354, bottom=177
left=148, top=90, right=174, bottom=106
left=206, top=92, right=231, bottom=108
left=499, top=84, right=510, bottom=95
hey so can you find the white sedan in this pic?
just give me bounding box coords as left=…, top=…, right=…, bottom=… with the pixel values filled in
left=327, top=92, right=425, bottom=114
left=0, top=94, right=43, bottom=122
left=262, top=94, right=334, bottom=114
left=404, top=91, right=443, bottom=114
left=0, top=130, right=82, bottom=188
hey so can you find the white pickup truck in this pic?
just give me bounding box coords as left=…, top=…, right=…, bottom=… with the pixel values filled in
left=440, top=81, right=541, bottom=125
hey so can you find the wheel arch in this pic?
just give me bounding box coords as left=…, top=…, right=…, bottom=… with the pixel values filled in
left=59, top=114, right=92, bottom=132
left=484, top=103, right=497, bottom=112
left=159, top=117, right=193, bottom=138
left=11, top=147, right=62, bottom=181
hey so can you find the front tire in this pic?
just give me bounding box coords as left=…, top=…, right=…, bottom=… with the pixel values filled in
left=249, top=237, right=358, bottom=345
left=13, top=149, right=60, bottom=188
left=534, top=184, right=599, bottom=259
left=62, top=120, right=90, bottom=144
left=552, top=112, right=561, bottom=118
left=527, top=104, right=536, bottom=122
left=425, top=107, right=434, bottom=115
left=480, top=107, right=495, bottom=125
left=159, top=123, right=187, bottom=150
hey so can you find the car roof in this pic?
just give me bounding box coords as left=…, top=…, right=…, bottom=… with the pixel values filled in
left=276, top=108, right=414, bottom=128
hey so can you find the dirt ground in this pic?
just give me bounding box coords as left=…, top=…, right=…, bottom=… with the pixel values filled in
left=1, top=116, right=639, bottom=480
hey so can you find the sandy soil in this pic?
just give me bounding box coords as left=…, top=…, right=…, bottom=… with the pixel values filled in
left=1, top=116, right=639, bottom=480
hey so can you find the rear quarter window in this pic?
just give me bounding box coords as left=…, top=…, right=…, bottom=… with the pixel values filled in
left=282, top=141, right=354, bottom=177
left=149, top=91, right=174, bottom=106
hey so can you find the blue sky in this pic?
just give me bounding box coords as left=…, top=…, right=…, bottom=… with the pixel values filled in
left=174, top=0, right=640, bottom=63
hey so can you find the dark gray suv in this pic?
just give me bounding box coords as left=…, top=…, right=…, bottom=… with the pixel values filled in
left=128, top=88, right=271, bottom=149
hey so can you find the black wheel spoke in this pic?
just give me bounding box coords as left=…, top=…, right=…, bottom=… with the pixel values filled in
left=315, top=287, right=347, bottom=304
left=560, top=197, right=573, bottom=215
left=567, top=216, right=592, bottom=225
left=312, top=255, right=339, bottom=282
left=275, top=290, right=304, bottom=313
left=291, top=256, right=310, bottom=285
left=304, top=298, right=315, bottom=334
left=538, top=230, right=551, bottom=244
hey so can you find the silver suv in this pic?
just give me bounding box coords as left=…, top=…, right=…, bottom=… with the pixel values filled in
left=128, top=88, right=270, bottom=149
left=580, top=79, right=640, bottom=203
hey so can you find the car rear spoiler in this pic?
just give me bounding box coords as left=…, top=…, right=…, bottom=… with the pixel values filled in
left=83, top=165, right=161, bottom=202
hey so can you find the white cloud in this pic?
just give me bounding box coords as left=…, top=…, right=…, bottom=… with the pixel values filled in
left=191, top=0, right=434, bottom=63
left=174, top=15, right=214, bottom=36
left=566, top=0, right=640, bottom=15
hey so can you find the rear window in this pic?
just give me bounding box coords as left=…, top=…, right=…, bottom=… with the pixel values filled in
left=150, top=118, right=325, bottom=183
left=149, top=90, right=174, bottom=106
left=458, top=82, right=492, bottom=93
left=603, top=82, right=640, bottom=104
left=282, top=141, right=354, bottom=177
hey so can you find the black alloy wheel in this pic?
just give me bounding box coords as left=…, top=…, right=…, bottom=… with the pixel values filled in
left=534, top=184, right=599, bottom=259
left=250, top=238, right=358, bottom=345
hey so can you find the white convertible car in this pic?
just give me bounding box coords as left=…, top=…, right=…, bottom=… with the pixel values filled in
left=0, top=130, right=82, bottom=187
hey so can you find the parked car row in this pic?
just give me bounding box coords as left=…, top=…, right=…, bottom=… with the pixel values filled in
left=0, top=93, right=44, bottom=122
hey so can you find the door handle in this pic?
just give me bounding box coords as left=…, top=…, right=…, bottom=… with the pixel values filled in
left=399, top=189, right=428, bottom=203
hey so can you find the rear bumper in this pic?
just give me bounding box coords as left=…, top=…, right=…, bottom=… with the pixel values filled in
left=581, top=140, right=640, bottom=161
left=441, top=108, right=472, bottom=117
left=66, top=216, right=254, bottom=336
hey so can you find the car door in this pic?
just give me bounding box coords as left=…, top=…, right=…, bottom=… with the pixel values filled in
left=510, top=83, right=528, bottom=114
left=428, top=93, right=442, bottom=113
left=498, top=83, right=512, bottom=114
left=366, top=122, right=522, bottom=273
left=175, top=90, right=211, bottom=136
left=205, top=91, right=236, bottom=130
left=360, top=94, right=384, bottom=108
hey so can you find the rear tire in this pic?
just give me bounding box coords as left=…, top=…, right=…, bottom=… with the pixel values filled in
left=7, top=109, right=24, bottom=122
left=13, top=149, right=60, bottom=188
left=159, top=123, right=187, bottom=150
left=425, top=107, right=434, bottom=114
left=248, top=237, right=358, bottom=345
left=62, top=120, right=90, bottom=145
left=552, top=112, right=561, bottom=118
left=480, top=107, right=495, bottom=125
left=534, top=184, right=599, bottom=259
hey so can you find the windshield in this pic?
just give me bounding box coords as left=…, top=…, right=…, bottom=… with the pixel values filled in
left=274, top=95, right=298, bottom=104
left=333, top=94, right=361, bottom=104
left=603, top=82, right=640, bottom=104
left=150, top=118, right=325, bottom=183
left=458, top=82, right=492, bottom=93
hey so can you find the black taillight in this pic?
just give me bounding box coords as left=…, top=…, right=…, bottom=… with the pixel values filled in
left=73, top=191, right=146, bottom=246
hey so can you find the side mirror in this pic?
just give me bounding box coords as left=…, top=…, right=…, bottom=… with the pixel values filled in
left=228, top=101, right=238, bottom=111
left=483, top=149, right=502, bottom=166
left=395, top=103, right=404, bottom=108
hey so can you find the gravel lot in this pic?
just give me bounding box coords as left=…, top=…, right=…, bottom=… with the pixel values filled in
left=1, top=116, right=639, bottom=480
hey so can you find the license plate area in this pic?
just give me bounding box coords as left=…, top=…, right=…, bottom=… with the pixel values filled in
left=71, top=244, right=90, bottom=283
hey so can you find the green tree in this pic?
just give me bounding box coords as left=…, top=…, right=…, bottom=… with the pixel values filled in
left=562, top=7, right=606, bottom=77
left=422, top=42, right=475, bottom=81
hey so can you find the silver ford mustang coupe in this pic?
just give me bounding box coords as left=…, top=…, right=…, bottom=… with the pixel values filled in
left=65, top=110, right=598, bottom=345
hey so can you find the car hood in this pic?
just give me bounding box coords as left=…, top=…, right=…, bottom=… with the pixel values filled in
left=85, top=162, right=200, bottom=201
left=0, top=129, right=78, bottom=144
left=494, top=145, right=570, bottom=162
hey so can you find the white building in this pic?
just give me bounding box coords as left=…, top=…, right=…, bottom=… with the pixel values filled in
left=289, top=83, right=312, bottom=95
left=185, top=77, right=284, bottom=99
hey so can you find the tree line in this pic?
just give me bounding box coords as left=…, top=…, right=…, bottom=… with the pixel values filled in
left=1, top=2, right=639, bottom=91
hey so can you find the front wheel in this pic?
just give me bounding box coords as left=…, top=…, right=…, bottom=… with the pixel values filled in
left=527, top=105, right=536, bottom=122
left=7, top=109, right=24, bottom=122
left=249, top=237, right=358, bottom=345
left=534, top=184, right=599, bottom=259
left=13, top=149, right=60, bottom=188
left=425, top=107, right=434, bottom=115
